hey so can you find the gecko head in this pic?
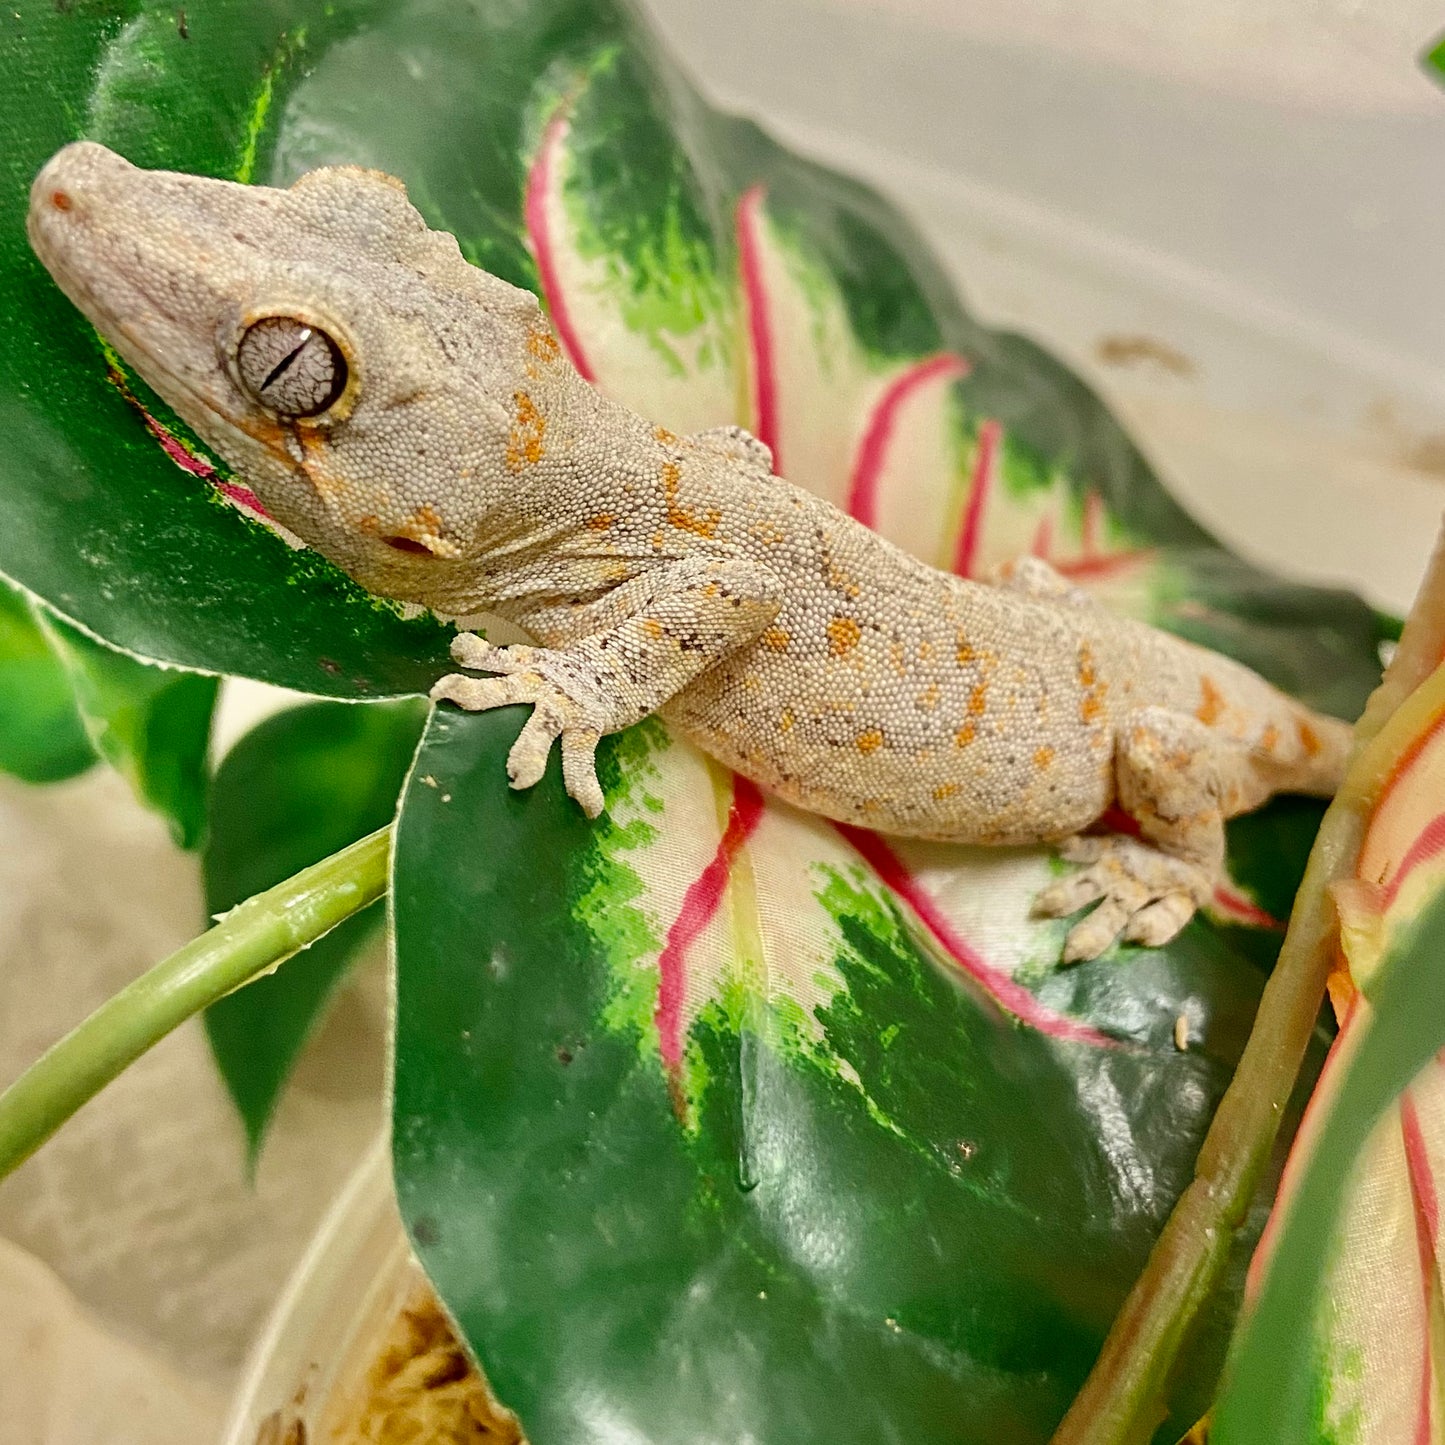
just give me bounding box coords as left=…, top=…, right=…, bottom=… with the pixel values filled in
left=28, top=141, right=551, bottom=604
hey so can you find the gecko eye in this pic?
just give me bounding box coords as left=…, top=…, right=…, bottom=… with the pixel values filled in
left=236, top=316, right=348, bottom=417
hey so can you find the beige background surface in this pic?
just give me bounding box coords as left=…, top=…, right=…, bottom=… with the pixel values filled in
left=0, top=767, right=389, bottom=1442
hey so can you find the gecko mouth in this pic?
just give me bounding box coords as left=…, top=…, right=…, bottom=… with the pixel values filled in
left=381, top=535, right=437, bottom=556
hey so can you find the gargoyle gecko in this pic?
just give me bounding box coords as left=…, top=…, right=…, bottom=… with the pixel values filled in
left=28, top=142, right=1352, bottom=961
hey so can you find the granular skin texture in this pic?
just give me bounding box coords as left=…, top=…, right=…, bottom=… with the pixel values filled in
left=28, top=143, right=1354, bottom=961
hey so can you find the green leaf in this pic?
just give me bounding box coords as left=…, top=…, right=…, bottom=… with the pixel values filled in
left=204, top=698, right=424, bottom=1160
left=0, top=578, right=95, bottom=784
left=0, top=0, right=454, bottom=697
left=1, top=0, right=1395, bottom=1438
left=37, top=610, right=217, bottom=848
left=1212, top=892, right=1445, bottom=1444
left=1211, top=662, right=1445, bottom=1444
left=392, top=709, right=1287, bottom=1444
left=0, top=0, right=1387, bottom=714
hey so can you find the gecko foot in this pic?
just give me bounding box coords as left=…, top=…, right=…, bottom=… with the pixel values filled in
left=431, top=633, right=606, bottom=817
left=1033, top=835, right=1212, bottom=964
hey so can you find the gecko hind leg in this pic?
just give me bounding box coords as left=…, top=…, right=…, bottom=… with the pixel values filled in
left=1036, top=835, right=1211, bottom=963
left=1035, top=706, right=1273, bottom=963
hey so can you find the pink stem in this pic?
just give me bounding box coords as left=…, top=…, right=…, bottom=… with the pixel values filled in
left=106, top=364, right=270, bottom=518
left=1246, top=993, right=1360, bottom=1298
left=523, top=103, right=596, bottom=383
left=1382, top=812, right=1445, bottom=909
left=835, top=824, right=1116, bottom=1047
left=1376, top=698, right=1445, bottom=806
left=1212, top=883, right=1283, bottom=931
left=844, top=353, right=970, bottom=527
left=1401, top=1093, right=1439, bottom=1445
left=654, top=777, right=767, bottom=1105
left=736, top=185, right=781, bottom=472
left=1052, top=549, right=1154, bottom=583
left=951, top=418, right=1003, bottom=579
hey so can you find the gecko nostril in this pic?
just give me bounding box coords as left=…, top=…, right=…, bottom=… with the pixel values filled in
left=50, top=190, right=73, bottom=212
left=381, top=534, right=435, bottom=556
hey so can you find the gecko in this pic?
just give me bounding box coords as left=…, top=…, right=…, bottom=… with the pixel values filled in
left=27, top=141, right=1355, bottom=963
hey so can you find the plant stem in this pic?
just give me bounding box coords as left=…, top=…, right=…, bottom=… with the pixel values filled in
left=1051, top=523, right=1445, bottom=1445
left=1050, top=800, right=1366, bottom=1445
left=0, top=825, right=391, bottom=1181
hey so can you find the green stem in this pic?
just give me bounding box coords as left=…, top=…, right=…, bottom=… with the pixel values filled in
left=0, top=825, right=391, bottom=1180
left=1049, top=800, right=1366, bottom=1445
left=1051, top=522, right=1445, bottom=1445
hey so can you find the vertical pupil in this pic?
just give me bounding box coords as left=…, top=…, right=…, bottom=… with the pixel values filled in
left=260, top=328, right=312, bottom=392
left=240, top=318, right=346, bottom=416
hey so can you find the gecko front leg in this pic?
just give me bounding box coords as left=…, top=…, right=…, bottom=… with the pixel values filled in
left=431, top=557, right=783, bottom=816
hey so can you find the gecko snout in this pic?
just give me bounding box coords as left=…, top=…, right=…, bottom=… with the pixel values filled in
left=30, top=142, right=126, bottom=218
left=27, top=142, right=142, bottom=270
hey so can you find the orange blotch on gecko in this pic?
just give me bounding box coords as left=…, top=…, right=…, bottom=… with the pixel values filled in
left=1195, top=677, right=1225, bottom=726
left=505, top=390, right=546, bottom=471
left=1077, top=641, right=1108, bottom=724
left=662, top=460, right=721, bottom=538
left=827, top=616, right=861, bottom=657
left=856, top=728, right=884, bottom=754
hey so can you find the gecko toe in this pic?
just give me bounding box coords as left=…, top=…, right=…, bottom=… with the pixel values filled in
left=561, top=728, right=604, bottom=817
left=431, top=672, right=539, bottom=711
left=1122, top=892, right=1195, bottom=948
left=1042, top=834, right=1211, bottom=962
left=1063, top=904, right=1129, bottom=964
left=506, top=707, right=563, bottom=790
left=450, top=634, right=537, bottom=673
left=1059, top=878, right=1152, bottom=962
left=1034, top=870, right=1108, bottom=919
left=1057, top=835, right=1108, bottom=865
left=449, top=631, right=493, bottom=667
